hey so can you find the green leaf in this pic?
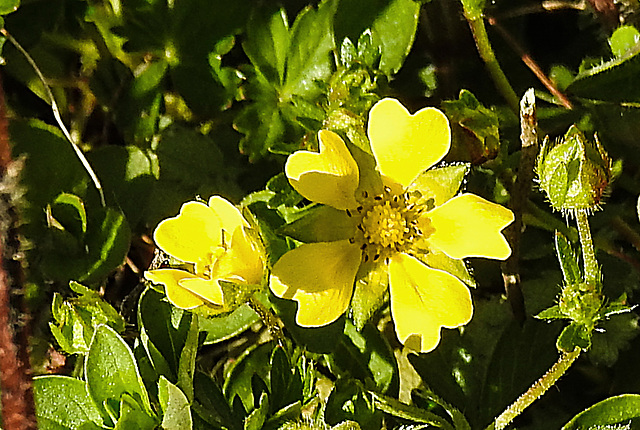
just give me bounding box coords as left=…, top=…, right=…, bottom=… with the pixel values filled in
left=562, top=394, right=640, bottom=429
left=441, top=90, right=501, bottom=164
left=50, top=193, right=87, bottom=238
left=609, top=25, right=640, bottom=58
left=370, top=392, right=455, bottom=430
left=224, top=342, right=275, bottom=412
left=244, top=392, right=269, bottom=430
left=146, top=124, right=240, bottom=226
left=325, top=379, right=382, bottom=430
left=334, top=0, right=419, bottom=75
left=0, top=0, right=19, bottom=15
left=282, top=0, right=337, bottom=99
left=200, top=304, right=260, bottom=344
left=554, top=231, right=581, bottom=285
left=159, top=376, right=193, bottom=430
left=329, top=321, right=399, bottom=395
left=566, top=49, right=640, bottom=103
left=193, top=371, right=242, bottom=430
left=588, top=312, right=639, bottom=366
left=279, top=204, right=357, bottom=243
left=34, top=375, right=104, bottom=430
left=87, top=145, right=157, bottom=231
left=243, top=4, right=290, bottom=86
left=177, top=313, right=199, bottom=402
left=86, top=324, right=154, bottom=421
left=138, top=288, right=191, bottom=378
left=113, top=394, right=158, bottom=430
left=49, top=281, right=126, bottom=355
left=269, top=346, right=303, bottom=414
left=79, top=206, right=131, bottom=283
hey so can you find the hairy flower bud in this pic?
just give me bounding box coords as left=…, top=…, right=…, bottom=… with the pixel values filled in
left=536, top=125, right=611, bottom=214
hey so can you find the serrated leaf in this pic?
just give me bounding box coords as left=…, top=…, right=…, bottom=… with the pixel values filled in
left=334, top=0, right=419, bottom=75
left=244, top=392, right=269, bottom=430
left=562, top=394, right=640, bottom=429
left=283, top=0, right=337, bottom=99
left=193, top=371, right=242, bottom=430
left=224, top=342, right=275, bottom=412
left=34, top=375, right=104, bottom=430
left=243, top=4, right=289, bottom=86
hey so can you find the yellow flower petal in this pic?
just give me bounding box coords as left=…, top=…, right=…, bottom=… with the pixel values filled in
left=388, top=253, right=473, bottom=353
left=427, top=193, right=514, bottom=260
left=144, top=269, right=205, bottom=309
left=208, top=196, right=247, bottom=232
left=179, top=277, right=224, bottom=306
left=270, top=240, right=361, bottom=326
left=285, top=130, right=359, bottom=210
left=154, top=201, right=222, bottom=264
left=368, top=98, right=451, bottom=188
left=212, top=227, right=264, bottom=286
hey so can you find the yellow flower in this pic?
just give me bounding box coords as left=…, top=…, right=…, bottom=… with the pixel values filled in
left=270, top=98, right=514, bottom=353
left=144, top=196, right=264, bottom=311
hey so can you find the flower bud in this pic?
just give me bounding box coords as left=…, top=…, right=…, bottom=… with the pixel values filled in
left=536, top=125, right=611, bottom=214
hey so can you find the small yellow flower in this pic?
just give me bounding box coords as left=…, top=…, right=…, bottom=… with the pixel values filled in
left=145, top=196, right=264, bottom=311
left=270, top=98, right=514, bottom=353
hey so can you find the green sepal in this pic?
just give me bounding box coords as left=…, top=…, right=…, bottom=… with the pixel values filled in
left=350, top=259, right=388, bottom=330
left=535, top=304, right=566, bottom=321
left=409, top=164, right=469, bottom=207
left=441, top=89, right=501, bottom=164
left=557, top=322, right=591, bottom=352
left=279, top=204, right=357, bottom=243
left=600, top=294, right=637, bottom=319
left=554, top=231, right=581, bottom=285
left=420, top=249, right=476, bottom=289
left=191, top=281, right=264, bottom=319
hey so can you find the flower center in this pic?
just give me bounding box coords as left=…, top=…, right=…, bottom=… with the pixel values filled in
left=350, top=187, right=433, bottom=262
left=361, top=201, right=409, bottom=248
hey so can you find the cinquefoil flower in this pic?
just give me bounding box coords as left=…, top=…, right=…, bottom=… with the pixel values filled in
left=270, top=98, right=514, bottom=353
left=145, top=196, right=264, bottom=312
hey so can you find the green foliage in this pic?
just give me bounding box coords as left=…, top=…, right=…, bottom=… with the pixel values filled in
left=4, top=0, right=640, bottom=429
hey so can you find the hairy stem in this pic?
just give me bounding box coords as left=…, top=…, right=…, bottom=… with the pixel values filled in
left=247, top=296, right=286, bottom=346
left=575, top=210, right=599, bottom=285
left=488, top=348, right=581, bottom=430
left=463, top=13, right=520, bottom=114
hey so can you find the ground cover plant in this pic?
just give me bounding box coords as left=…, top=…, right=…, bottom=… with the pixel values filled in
left=1, top=0, right=640, bottom=429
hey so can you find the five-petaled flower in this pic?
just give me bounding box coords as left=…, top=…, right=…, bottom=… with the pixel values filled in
left=145, top=196, right=264, bottom=312
left=270, top=98, right=514, bottom=353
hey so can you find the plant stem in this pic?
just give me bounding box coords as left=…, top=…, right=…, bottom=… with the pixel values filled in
left=247, top=296, right=286, bottom=346
left=488, top=348, right=581, bottom=430
left=575, top=210, right=599, bottom=285
left=463, top=13, right=520, bottom=115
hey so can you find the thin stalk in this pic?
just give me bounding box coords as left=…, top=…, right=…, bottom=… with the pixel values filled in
left=1, top=28, right=105, bottom=207
left=247, top=296, right=286, bottom=346
left=464, top=14, right=520, bottom=114
left=575, top=210, right=599, bottom=285
left=488, top=348, right=581, bottom=430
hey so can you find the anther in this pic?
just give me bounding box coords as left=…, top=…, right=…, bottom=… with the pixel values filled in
left=374, top=195, right=382, bottom=201
left=373, top=254, right=380, bottom=261
left=364, top=254, right=369, bottom=262
left=357, top=206, right=363, bottom=212
left=360, top=243, right=367, bottom=250
left=349, top=238, right=355, bottom=244
left=384, top=186, right=391, bottom=193
left=346, top=209, right=352, bottom=217
left=363, top=191, right=369, bottom=198
left=357, top=224, right=364, bottom=232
